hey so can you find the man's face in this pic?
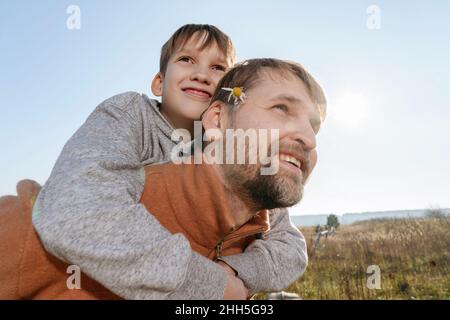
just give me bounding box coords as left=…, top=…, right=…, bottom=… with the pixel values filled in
left=152, top=33, right=231, bottom=133
left=221, top=71, right=322, bottom=209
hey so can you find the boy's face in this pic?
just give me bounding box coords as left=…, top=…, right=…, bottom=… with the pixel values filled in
left=152, top=33, right=231, bottom=132
left=212, top=71, right=322, bottom=209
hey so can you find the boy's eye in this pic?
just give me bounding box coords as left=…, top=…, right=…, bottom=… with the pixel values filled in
left=212, top=65, right=227, bottom=72
left=179, top=56, right=194, bottom=63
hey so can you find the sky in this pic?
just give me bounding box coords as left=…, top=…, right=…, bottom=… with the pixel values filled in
left=1, top=1, right=449, bottom=216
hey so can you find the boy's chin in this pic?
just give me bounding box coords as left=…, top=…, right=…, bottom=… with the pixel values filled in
left=182, top=108, right=208, bottom=121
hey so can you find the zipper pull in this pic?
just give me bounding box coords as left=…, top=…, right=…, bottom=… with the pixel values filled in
left=215, top=240, right=224, bottom=259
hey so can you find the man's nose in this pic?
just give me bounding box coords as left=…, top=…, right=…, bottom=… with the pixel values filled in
left=190, top=66, right=212, bottom=85
left=289, top=120, right=317, bottom=152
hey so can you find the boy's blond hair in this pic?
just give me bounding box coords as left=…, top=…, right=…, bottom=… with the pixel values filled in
left=210, top=58, right=327, bottom=121
left=160, top=24, right=236, bottom=75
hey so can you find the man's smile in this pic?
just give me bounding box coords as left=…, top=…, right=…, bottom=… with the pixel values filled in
left=279, top=158, right=302, bottom=177
left=279, top=153, right=301, bottom=169
left=277, top=151, right=309, bottom=179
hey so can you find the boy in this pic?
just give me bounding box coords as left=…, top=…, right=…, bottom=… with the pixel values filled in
left=32, top=25, right=308, bottom=299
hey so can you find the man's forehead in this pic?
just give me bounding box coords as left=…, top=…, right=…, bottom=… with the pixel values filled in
left=247, top=72, right=321, bottom=120
left=251, top=73, right=312, bottom=103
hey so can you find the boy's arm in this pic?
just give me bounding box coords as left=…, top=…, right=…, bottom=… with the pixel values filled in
left=218, top=208, right=308, bottom=295
left=32, top=92, right=229, bottom=299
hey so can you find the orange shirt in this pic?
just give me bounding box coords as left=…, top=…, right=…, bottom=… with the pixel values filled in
left=0, top=162, right=269, bottom=299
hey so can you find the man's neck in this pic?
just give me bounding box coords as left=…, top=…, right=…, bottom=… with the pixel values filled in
left=226, top=191, right=262, bottom=227
left=204, top=155, right=263, bottom=227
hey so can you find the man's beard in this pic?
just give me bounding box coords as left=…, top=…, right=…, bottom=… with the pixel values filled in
left=220, top=116, right=310, bottom=210
left=222, top=160, right=305, bottom=210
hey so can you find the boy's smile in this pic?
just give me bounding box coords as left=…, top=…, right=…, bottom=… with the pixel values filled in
left=152, top=32, right=231, bottom=135
left=182, top=87, right=212, bottom=101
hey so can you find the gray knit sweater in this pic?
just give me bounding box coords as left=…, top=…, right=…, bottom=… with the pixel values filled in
left=32, top=92, right=308, bottom=299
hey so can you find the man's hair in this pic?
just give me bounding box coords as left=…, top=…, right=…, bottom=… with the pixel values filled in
left=160, top=24, right=236, bottom=75
left=210, top=58, right=327, bottom=121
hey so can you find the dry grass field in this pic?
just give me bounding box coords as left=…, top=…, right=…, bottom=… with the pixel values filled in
left=256, top=216, right=450, bottom=300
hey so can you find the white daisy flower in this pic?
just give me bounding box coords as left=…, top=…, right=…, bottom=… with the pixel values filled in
left=221, top=87, right=246, bottom=106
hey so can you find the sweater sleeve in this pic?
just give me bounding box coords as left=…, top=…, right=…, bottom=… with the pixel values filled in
left=219, top=208, right=308, bottom=295
left=32, top=92, right=228, bottom=300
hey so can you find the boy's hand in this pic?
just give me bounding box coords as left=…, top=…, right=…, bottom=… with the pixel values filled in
left=223, top=273, right=248, bottom=300
left=217, top=260, right=237, bottom=276
left=218, top=261, right=248, bottom=299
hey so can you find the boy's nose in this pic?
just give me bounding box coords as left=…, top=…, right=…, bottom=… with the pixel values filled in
left=190, top=68, right=212, bottom=85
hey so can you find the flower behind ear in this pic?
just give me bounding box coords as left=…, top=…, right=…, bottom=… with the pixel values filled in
left=221, top=87, right=246, bottom=106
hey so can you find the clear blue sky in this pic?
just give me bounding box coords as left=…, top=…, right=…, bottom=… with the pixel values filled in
left=1, top=1, right=449, bottom=215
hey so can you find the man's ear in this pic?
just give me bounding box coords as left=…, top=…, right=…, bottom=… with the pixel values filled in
left=151, top=72, right=164, bottom=97
left=202, top=100, right=228, bottom=131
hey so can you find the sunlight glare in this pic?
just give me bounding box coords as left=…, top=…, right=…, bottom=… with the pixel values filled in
left=331, top=92, right=371, bottom=128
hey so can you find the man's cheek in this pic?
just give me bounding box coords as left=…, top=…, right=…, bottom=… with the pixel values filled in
left=309, top=149, right=318, bottom=173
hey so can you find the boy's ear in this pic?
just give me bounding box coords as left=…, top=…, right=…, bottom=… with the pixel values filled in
left=151, top=72, right=164, bottom=97
left=202, top=100, right=228, bottom=130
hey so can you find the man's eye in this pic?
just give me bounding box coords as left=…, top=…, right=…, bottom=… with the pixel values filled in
left=310, top=118, right=322, bottom=134
left=273, top=104, right=288, bottom=112
left=212, top=65, right=226, bottom=72
left=312, top=123, right=321, bottom=134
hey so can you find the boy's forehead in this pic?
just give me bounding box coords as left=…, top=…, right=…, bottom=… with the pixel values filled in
left=174, top=33, right=228, bottom=61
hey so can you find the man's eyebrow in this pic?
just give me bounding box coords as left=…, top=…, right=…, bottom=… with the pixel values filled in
left=269, top=94, right=304, bottom=105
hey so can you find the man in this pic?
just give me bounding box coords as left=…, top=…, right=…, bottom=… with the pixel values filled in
left=0, top=58, right=326, bottom=299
